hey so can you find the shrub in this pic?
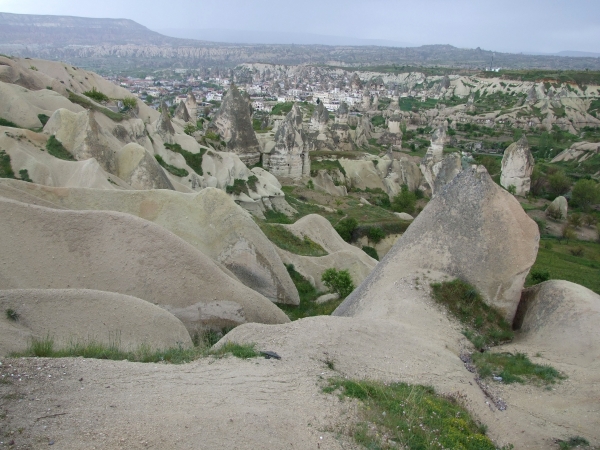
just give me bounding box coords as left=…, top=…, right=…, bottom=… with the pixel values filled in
left=561, top=225, right=576, bottom=244
left=183, top=123, right=196, bottom=136
left=366, top=227, right=385, bottom=244
left=547, top=171, right=571, bottom=197
left=37, top=114, right=50, bottom=126
left=571, top=179, right=600, bottom=212
left=0, top=150, right=15, bottom=178
left=568, top=212, right=582, bottom=228
left=546, top=203, right=564, bottom=220
left=154, top=155, right=189, bottom=177
left=5, top=309, right=19, bottom=321
left=83, top=87, right=109, bottom=103
left=164, top=142, right=205, bottom=176
left=46, top=135, right=75, bottom=161
left=507, top=184, right=517, bottom=195
left=334, top=217, right=358, bottom=242
left=370, top=115, right=385, bottom=128
left=362, top=246, right=379, bottom=261
left=570, top=246, right=585, bottom=257
left=530, top=269, right=550, bottom=284
left=321, top=268, right=355, bottom=299
left=121, top=96, right=137, bottom=111
left=391, top=184, right=416, bottom=214
left=18, top=169, right=32, bottom=182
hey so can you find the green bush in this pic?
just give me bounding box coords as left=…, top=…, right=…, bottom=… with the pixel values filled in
left=391, top=184, right=416, bottom=214
left=183, top=123, right=196, bottom=136
left=0, top=150, right=15, bottom=178
left=530, top=269, right=550, bottom=284
left=362, top=246, right=379, bottom=260
left=121, top=96, right=137, bottom=111
left=334, top=217, right=358, bottom=242
left=37, top=114, right=50, bottom=126
left=370, top=115, right=385, bottom=128
left=83, top=87, right=109, bottom=103
left=19, top=169, right=32, bottom=182
left=46, top=135, right=75, bottom=161
left=0, top=117, right=18, bottom=128
left=548, top=171, right=571, bottom=197
left=164, top=142, right=205, bottom=176
left=155, top=155, right=189, bottom=177
left=366, top=227, right=385, bottom=244
left=321, top=268, right=355, bottom=298
left=270, top=102, right=294, bottom=116
left=571, top=179, right=600, bottom=211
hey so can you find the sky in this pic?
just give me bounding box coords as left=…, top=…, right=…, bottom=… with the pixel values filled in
left=1, top=0, right=599, bottom=54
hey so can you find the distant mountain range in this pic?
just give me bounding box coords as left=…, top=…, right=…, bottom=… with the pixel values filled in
left=1, top=12, right=599, bottom=72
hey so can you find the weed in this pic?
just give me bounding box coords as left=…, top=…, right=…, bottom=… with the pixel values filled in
left=473, top=352, right=565, bottom=384
left=46, top=135, right=75, bottom=161
left=5, top=309, right=19, bottom=321
left=430, top=279, right=513, bottom=350
left=325, top=378, right=501, bottom=450
left=258, top=223, right=327, bottom=256
left=210, top=342, right=259, bottom=359
left=155, top=155, right=189, bottom=177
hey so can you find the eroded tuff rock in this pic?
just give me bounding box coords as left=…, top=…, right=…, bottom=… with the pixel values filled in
left=546, top=195, right=568, bottom=219
left=117, top=142, right=174, bottom=190
left=420, top=126, right=461, bottom=196
left=174, top=101, right=191, bottom=123
left=264, top=104, right=310, bottom=178
left=353, top=115, right=373, bottom=147
left=335, top=165, right=539, bottom=322
left=0, top=289, right=192, bottom=355
left=0, top=197, right=290, bottom=333
left=212, top=84, right=261, bottom=165
left=310, top=101, right=329, bottom=133
left=501, top=136, right=534, bottom=196
left=156, top=101, right=175, bottom=141
left=185, top=92, right=197, bottom=120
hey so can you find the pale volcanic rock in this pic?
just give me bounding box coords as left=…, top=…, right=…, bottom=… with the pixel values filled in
left=156, top=101, right=175, bottom=142
left=353, top=114, right=372, bottom=147
left=310, top=101, right=329, bottom=132
left=0, top=197, right=290, bottom=333
left=117, top=142, right=174, bottom=190
left=185, top=92, right=198, bottom=120
left=546, top=195, right=568, bottom=219
left=212, top=84, right=261, bottom=165
left=0, top=180, right=298, bottom=305
left=174, top=100, right=191, bottom=123
left=500, top=136, right=534, bottom=196
left=311, top=169, right=347, bottom=197
left=335, top=166, right=540, bottom=323
left=264, top=104, right=310, bottom=178
left=0, top=289, right=193, bottom=355
left=420, top=126, right=461, bottom=196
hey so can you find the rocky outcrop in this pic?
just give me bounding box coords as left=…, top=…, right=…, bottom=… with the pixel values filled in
left=353, top=115, right=372, bottom=147
left=311, top=169, right=347, bottom=196
left=335, top=166, right=540, bottom=323
left=174, top=101, right=191, bottom=123
left=185, top=92, right=197, bottom=120
left=551, top=141, right=600, bottom=163
left=264, top=104, right=310, bottom=178
left=420, top=126, right=461, bottom=196
left=335, top=102, right=349, bottom=124
left=501, top=136, right=534, bottom=196
left=212, top=84, right=261, bottom=165
left=117, top=142, right=174, bottom=190
left=0, top=289, right=192, bottom=355
left=310, top=101, right=329, bottom=133
left=156, top=101, right=175, bottom=141
left=546, top=195, right=568, bottom=219
left=0, top=197, right=290, bottom=333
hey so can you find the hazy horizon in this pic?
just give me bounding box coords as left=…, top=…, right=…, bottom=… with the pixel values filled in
left=1, top=0, right=599, bottom=55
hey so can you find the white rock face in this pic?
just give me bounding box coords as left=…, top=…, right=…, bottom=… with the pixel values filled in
left=335, top=166, right=540, bottom=323
left=546, top=195, right=568, bottom=219
left=501, top=136, right=534, bottom=196
left=394, top=212, right=414, bottom=221
left=419, top=126, right=462, bottom=196
left=264, top=104, right=310, bottom=178
left=311, top=170, right=347, bottom=196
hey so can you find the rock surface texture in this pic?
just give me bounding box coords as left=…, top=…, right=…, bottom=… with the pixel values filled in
left=546, top=195, right=568, bottom=219
left=420, top=126, right=461, bottom=196
left=335, top=165, right=539, bottom=322
left=500, top=136, right=534, bottom=196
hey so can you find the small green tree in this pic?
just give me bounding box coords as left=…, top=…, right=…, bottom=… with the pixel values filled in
left=571, top=179, right=600, bottom=212
left=184, top=123, right=196, bottom=136
left=367, top=227, right=385, bottom=244
left=547, top=171, right=571, bottom=197
left=321, top=268, right=355, bottom=298
left=334, top=218, right=358, bottom=242
left=122, top=96, right=137, bottom=111
left=83, top=87, right=109, bottom=103
left=391, top=185, right=417, bottom=214
left=507, top=184, right=517, bottom=195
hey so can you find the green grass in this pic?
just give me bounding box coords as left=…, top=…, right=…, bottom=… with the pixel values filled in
left=82, top=87, right=109, bottom=103
left=46, top=135, right=75, bottom=161
left=271, top=102, right=294, bottom=116
left=37, top=114, right=50, bottom=126
left=309, top=158, right=347, bottom=177
left=0, top=117, right=19, bottom=128
left=399, top=97, right=439, bottom=112
left=225, top=178, right=249, bottom=196
left=0, top=150, right=15, bottom=178
left=371, top=115, right=385, bottom=128
left=362, top=245, right=379, bottom=260
left=558, top=436, right=590, bottom=449
left=263, top=209, right=293, bottom=224
left=278, top=264, right=342, bottom=320
left=525, top=238, right=600, bottom=294
left=324, top=378, right=503, bottom=450
left=430, top=280, right=514, bottom=350
left=155, top=155, right=189, bottom=177
left=164, top=142, right=205, bottom=176
left=258, top=223, right=327, bottom=256
left=67, top=91, right=125, bottom=122
left=472, top=352, right=565, bottom=385
left=12, top=335, right=259, bottom=364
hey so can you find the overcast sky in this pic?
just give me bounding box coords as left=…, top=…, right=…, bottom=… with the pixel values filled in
left=1, top=0, right=599, bottom=54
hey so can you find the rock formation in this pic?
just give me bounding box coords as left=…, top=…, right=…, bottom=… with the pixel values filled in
left=353, top=114, right=372, bottom=147
left=500, top=136, right=534, bottom=196
left=546, top=195, right=568, bottom=219
left=264, top=104, right=310, bottom=178
left=311, top=170, right=347, bottom=196
left=335, top=102, right=349, bottom=124
left=185, top=92, right=197, bottom=120
left=117, top=142, right=174, bottom=190
left=174, top=101, right=191, bottom=123
left=310, top=101, right=329, bottom=133
left=420, top=126, right=461, bottom=196
left=212, top=84, right=261, bottom=165
left=334, top=165, right=540, bottom=322
left=157, top=101, right=175, bottom=141
left=377, top=115, right=403, bottom=149
left=0, top=289, right=192, bottom=355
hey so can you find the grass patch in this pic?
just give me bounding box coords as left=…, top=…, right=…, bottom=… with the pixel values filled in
left=67, top=91, right=125, bottom=122
left=5, top=309, right=19, bottom=321
left=164, top=142, right=205, bottom=176
left=362, top=245, right=379, bottom=260
left=0, top=150, right=15, bottom=178
left=278, top=264, right=342, bottom=320
left=430, top=279, right=513, bottom=350
left=0, top=117, right=19, bottom=128
left=82, top=87, right=109, bottom=103
left=37, top=114, right=50, bottom=126
left=46, top=135, right=75, bottom=161
left=271, top=102, right=294, bottom=116
left=258, top=223, right=327, bottom=256
left=13, top=335, right=258, bottom=364
left=558, top=436, right=590, bottom=449
left=525, top=238, right=600, bottom=294
left=324, top=378, right=502, bottom=450
left=226, top=178, right=249, bottom=196
left=155, top=155, right=189, bottom=177
left=472, top=352, right=565, bottom=385
left=309, top=158, right=347, bottom=177
left=263, top=209, right=293, bottom=224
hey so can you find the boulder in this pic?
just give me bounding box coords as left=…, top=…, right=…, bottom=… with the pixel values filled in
left=212, top=84, right=261, bottom=165
left=264, top=104, right=310, bottom=178
left=0, top=180, right=299, bottom=305
left=500, top=136, right=534, bottom=196
left=335, top=166, right=540, bottom=322
left=394, top=212, right=414, bottom=221
left=514, top=280, right=600, bottom=366
left=0, top=289, right=192, bottom=356
left=0, top=197, right=290, bottom=333
left=546, top=195, right=568, bottom=219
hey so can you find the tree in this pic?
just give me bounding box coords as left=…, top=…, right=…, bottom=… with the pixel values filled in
left=122, top=96, right=137, bottom=111
left=391, top=185, right=417, bottom=214
left=547, top=171, right=571, bottom=197
left=334, top=218, right=358, bottom=242
left=184, top=123, right=196, bottom=136
left=321, top=268, right=355, bottom=298
left=571, top=179, right=600, bottom=212
left=367, top=227, right=385, bottom=244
